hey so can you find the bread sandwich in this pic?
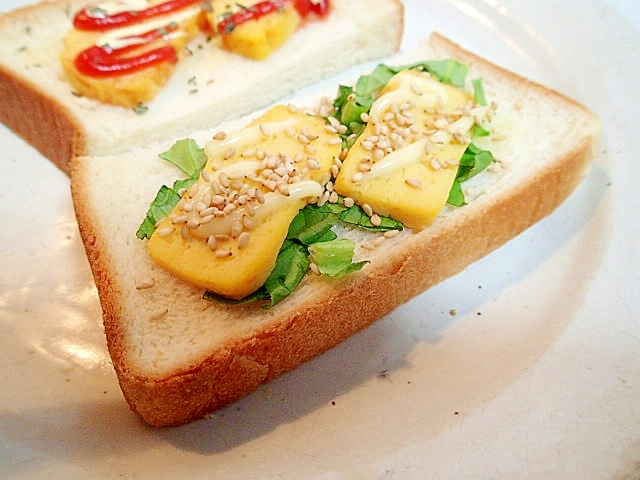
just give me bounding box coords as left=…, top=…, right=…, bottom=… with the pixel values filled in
left=70, top=32, right=601, bottom=427
left=0, top=0, right=404, bottom=173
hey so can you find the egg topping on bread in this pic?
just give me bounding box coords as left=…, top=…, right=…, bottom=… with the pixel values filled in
left=334, top=69, right=479, bottom=230
left=60, top=0, right=206, bottom=108
left=147, top=104, right=341, bottom=299
left=61, top=0, right=330, bottom=108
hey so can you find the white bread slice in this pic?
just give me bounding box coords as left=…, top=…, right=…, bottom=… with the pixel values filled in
left=70, top=32, right=601, bottom=427
left=0, top=0, right=403, bottom=174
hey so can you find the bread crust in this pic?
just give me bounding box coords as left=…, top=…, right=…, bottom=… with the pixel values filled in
left=71, top=32, right=600, bottom=427
left=0, top=0, right=404, bottom=174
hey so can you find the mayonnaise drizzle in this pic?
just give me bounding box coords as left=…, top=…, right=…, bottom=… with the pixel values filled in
left=96, top=4, right=200, bottom=50
left=86, top=0, right=153, bottom=17
left=192, top=180, right=323, bottom=239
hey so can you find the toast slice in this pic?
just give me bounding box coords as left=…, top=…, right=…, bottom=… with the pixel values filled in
left=70, top=32, right=601, bottom=427
left=0, top=0, right=403, bottom=174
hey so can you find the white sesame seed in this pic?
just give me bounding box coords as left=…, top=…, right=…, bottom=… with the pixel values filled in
left=237, top=232, right=250, bottom=249
left=307, top=158, right=321, bottom=170
left=343, top=197, right=355, bottom=208
left=383, top=229, right=401, bottom=238
left=361, top=140, right=374, bottom=151
left=207, top=235, right=217, bottom=250
left=370, top=214, right=382, bottom=226
left=373, top=235, right=386, bottom=246
left=215, top=249, right=232, bottom=258
left=136, top=279, right=155, bottom=290
left=150, top=308, right=169, bottom=320
left=242, top=215, right=254, bottom=230
left=218, top=171, right=230, bottom=187
left=224, top=147, right=236, bottom=160
left=210, top=181, right=222, bottom=195
left=352, top=172, right=363, bottom=183
left=230, top=179, right=244, bottom=190
left=278, top=183, right=290, bottom=196
left=171, top=215, right=188, bottom=225
left=362, top=203, right=373, bottom=217
left=361, top=242, right=376, bottom=251
left=231, top=221, right=243, bottom=238
left=405, top=178, right=422, bottom=188
left=213, top=131, right=227, bottom=141
left=259, top=124, right=271, bottom=136
left=157, top=226, right=174, bottom=237
left=317, top=191, right=330, bottom=207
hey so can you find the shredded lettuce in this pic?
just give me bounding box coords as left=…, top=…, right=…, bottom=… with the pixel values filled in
left=140, top=58, right=496, bottom=307
left=447, top=143, right=495, bottom=207
left=136, top=139, right=205, bottom=239
left=308, top=239, right=368, bottom=277
left=262, top=240, right=310, bottom=306
left=136, top=178, right=196, bottom=239
left=159, top=138, right=207, bottom=177
left=332, top=59, right=494, bottom=207
left=332, top=59, right=470, bottom=148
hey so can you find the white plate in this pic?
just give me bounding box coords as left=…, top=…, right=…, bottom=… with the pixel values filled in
left=1, top=1, right=639, bottom=478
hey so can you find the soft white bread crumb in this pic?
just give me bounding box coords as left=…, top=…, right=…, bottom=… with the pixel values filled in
left=70, top=32, right=601, bottom=427
left=0, top=0, right=404, bottom=173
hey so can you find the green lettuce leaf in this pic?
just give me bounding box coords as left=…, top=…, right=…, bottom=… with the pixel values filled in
left=262, top=240, right=310, bottom=306
left=338, top=204, right=403, bottom=231
left=447, top=143, right=495, bottom=207
left=308, top=239, right=368, bottom=277
left=136, top=179, right=197, bottom=239
left=159, top=138, right=207, bottom=178
left=332, top=59, right=470, bottom=147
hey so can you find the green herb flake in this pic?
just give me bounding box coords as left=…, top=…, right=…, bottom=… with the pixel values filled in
left=133, top=103, right=149, bottom=115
